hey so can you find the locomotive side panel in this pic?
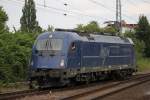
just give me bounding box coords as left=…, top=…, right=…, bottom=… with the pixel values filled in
left=80, top=42, right=135, bottom=68
left=103, top=43, right=134, bottom=66
left=81, top=42, right=101, bottom=67
left=67, top=41, right=135, bottom=70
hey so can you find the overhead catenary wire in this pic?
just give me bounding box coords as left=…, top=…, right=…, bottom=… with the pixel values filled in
left=126, top=0, right=137, bottom=7
left=1, top=0, right=87, bottom=24
left=88, top=0, right=136, bottom=22
left=38, top=0, right=108, bottom=21
left=125, top=0, right=150, bottom=20
left=2, top=0, right=67, bottom=15
left=88, top=0, right=116, bottom=14
left=10, top=0, right=108, bottom=21
left=55, top=0, right=88, bottom=16
left=142, top=0, right=150, bottom=4
left=2, top=0, right=145, bottom=26
left=3, top=0, right=136, bottom=22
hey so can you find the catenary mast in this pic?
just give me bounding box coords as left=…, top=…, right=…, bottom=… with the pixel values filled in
left=116, top=0, right=122, bottom=36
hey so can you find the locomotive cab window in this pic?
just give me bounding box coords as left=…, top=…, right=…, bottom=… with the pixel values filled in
left=36, top=38, right=63, bottom=51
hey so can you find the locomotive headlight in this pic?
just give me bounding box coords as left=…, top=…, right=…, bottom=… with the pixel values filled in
left=60, top=59, right=65, bottom=67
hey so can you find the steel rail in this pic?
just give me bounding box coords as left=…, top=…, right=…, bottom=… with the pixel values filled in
left=61, top=73, right=150, bottom=100
left=93, top=77, right=150, bottom=100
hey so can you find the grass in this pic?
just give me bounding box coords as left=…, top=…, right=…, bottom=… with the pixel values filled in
left=137, top=57, right=150, bottom=72
left=0, top=82, right=29, bottom=93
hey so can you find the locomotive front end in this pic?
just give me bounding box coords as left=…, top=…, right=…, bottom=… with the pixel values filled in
left=29, top=32, right=69, bottom=88
left=32, top=36, right=65, bottom=69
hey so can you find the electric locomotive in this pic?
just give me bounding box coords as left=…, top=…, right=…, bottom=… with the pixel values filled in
left=29, top=29, right=136, bottom=88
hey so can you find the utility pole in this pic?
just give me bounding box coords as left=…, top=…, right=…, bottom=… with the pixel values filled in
left=116, top=0, right=122, bottom=36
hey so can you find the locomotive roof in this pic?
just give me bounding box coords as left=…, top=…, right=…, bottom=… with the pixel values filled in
left=37, top=31, right=133, bottom=45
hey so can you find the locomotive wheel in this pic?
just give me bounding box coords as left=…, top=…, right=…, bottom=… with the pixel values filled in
left=66, top=78, right=76, bottom=87
left=112, top=70, right=128, bottom=80
left=117, top=70, right=128, bottom=80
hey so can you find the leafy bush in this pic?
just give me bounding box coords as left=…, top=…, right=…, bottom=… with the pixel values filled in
left=0, top=32, right=35, bottom=83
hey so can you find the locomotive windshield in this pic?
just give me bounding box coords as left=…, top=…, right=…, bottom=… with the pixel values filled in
left=36, top=38, right=63, bottom=51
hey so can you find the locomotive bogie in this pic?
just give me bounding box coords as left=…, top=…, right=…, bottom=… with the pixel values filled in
left=29, top=66, right=136, bottom=88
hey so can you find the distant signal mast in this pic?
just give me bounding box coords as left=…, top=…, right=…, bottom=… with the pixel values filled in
left=44, top=0, right=46, bottom=7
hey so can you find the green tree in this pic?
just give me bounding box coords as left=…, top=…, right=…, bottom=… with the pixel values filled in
left=136, top=15, right=150, bottom=41
left=20, top=0, right=42, bottom=33
left=103, top=26, right=117, bottom=36
left=84, top=21, right=101, bottom=33
left=75, top=21, right=101, bottom=35
left=0, top=6, right=8, bottom=33
left=136, top=15, right=150, bottom=57
left=75, top=24, right=84, bottom=32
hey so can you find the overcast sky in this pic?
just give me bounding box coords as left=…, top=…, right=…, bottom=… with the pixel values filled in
left=0, top=0, right=150, bottom=31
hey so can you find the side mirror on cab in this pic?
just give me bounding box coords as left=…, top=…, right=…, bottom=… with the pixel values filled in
left=69, top=42, right=76, bottom=53
left=35, top=50, right=38, bottom=54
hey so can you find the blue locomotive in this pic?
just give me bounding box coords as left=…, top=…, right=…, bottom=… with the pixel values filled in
left=29, top=29, right=136, bottom=88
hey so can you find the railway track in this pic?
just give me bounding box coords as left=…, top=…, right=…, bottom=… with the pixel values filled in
left=0, top=89, right=50, bottom=100
left=0, top=73, right=150, bottom=100
left=0, top=80, right=114, bottom=100
left=61, top=73, right=150, bottom=100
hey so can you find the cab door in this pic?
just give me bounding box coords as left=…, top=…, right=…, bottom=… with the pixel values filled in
left=67, top=41, right=81, bottom=68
